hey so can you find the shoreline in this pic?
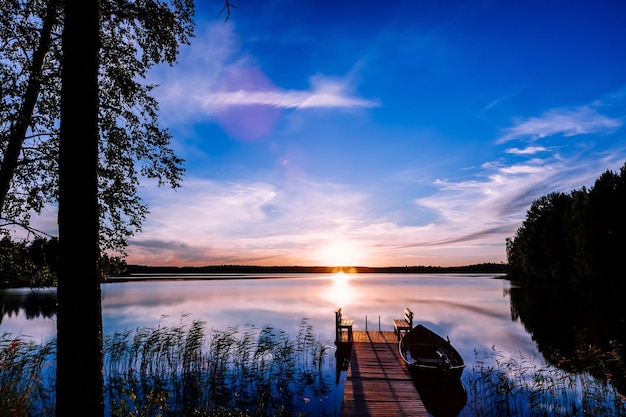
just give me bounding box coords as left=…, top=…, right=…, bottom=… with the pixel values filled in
left=104, top=263, right=508, bottom=282
left=118, top=262, right=507, bottom=276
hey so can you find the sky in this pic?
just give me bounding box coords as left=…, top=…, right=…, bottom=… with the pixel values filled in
left=42, top=0, right=626, bottom=267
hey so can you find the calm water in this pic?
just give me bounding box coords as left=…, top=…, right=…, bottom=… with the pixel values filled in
left=0, top=273, right=537, bottom=415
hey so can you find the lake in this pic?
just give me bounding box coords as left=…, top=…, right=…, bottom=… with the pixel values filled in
left=0, top=273, right=563, bottom=415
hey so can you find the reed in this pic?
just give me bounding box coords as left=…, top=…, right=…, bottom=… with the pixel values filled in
left=103, top=317, right=330, bottom=416
left=0, top=333, right=55, bottom=416
left=7, top=320, right=625, bottom=417
left=463, top=346, right=626, bottom=416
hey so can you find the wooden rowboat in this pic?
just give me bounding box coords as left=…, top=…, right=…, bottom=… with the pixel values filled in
left=399, top=324, right=465, bottom=383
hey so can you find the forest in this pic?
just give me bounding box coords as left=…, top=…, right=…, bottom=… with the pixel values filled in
left=506, top=161, right=626, bottom=285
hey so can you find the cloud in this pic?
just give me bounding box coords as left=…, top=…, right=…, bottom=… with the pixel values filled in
left=151, top=22, right=378, bottom=129
left=126, top=177, right=375, bottom=265
left=23, top=147, right=625, bottom=269
left=118, top=136, right=626, bottom=268
left=410, top=147, right=626, bottom=255
left=126, top=164, right=528, bottom=267
left=505, top=146, right=547, bottom=155
left=497, top=106, right=622, bottom=143
left=199, top=83, right=379, bottom=110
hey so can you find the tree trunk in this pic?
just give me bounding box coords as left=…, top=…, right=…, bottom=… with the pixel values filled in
left=56, top=0, right=103, bottom=415
left=0, top=0, right=60, bottom=215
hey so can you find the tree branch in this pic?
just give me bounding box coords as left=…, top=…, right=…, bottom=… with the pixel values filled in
left=217, top=1, right=236, bottom=22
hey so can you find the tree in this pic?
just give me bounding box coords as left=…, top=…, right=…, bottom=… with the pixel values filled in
left=506, top=192, right=573, bottom=279
left=0, top=235, right=57, bottom=287
left=507, top=161, right=626, bottom=284
left=56, top=0, right=103, bottom=414
left=586, top=168, right=626, bottom=277
left=0, top=2, right=237, bottom=414
left=0, top=0, right=193, bottom=255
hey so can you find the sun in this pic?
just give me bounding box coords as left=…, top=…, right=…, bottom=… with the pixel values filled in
left=318, top=240, right=361, bottom=266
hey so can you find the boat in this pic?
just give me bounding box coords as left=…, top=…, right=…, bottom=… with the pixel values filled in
left=399, top=324, right=465, bottom=383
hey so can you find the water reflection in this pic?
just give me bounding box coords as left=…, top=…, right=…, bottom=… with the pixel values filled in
left=0, top=274, right=526, bottom=355
left=0, top=273, right=535, bottom=416
left=509, top=278, right=626, bottom=395
left=0, top=287, right=57, bottom=338
left=2, top=273, right=626, bottom=415
left=324, top=272, right=358, bottom=307
left=412, top=375, right=467, bottom=417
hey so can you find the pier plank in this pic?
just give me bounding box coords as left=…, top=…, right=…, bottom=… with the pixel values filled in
left=339, top=331, right=428, bottom=417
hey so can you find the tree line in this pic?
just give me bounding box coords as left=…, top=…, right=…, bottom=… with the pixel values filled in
left=122, top=263, right=507, bottom=276
left=0, top=235, right=127, bottom=288
left=506, top=161, right=626, bottom=284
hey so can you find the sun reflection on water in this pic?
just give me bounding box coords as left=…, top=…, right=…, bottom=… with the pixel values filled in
left=324, top=272, right=357, bottom=307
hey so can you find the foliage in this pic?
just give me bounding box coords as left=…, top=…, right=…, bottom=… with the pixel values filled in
left=0, top=0, right=193, bottom=255
left=0, top=235, right=57, bottom=288
left=0, top=235, right=126, bottom=287
left=506, top=161, right=626, bottom=284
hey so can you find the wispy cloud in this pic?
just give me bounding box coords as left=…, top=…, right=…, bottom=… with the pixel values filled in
left=121, top=158, right=573, bottom=266
left=497, top=106, right=622, bottom=143
left=151, top=22, right=378, bottom=126
left=23, top=146, right=626, bottom=268
left=505, top=146, right=547, bottom=155
left=198, top=80, right=380, bottom=110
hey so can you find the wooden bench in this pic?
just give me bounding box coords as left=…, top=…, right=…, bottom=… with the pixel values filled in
left=393, top=308, right=413, bottom=340
left=335, top=307, right=353, bottom=342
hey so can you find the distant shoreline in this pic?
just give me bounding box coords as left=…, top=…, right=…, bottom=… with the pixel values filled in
left=115, top=263, right=507, bottom=277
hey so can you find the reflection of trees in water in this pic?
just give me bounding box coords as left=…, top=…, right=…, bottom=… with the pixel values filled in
left=0, top=290, right=56, bottom=324
left=508, top=279, right=626, bottom=395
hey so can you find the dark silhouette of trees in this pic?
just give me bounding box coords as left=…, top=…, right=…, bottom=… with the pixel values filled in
left=56, top=0, right=103, bottom=414
left=507, top=163, right=626, bottom=395
left=585, top=167, right=626, bottom=278
left=507, top=162, right=626, bottom=285
left=0, top=1, right=238, bottom=414
left=0, top=0, right=192, bottom=256
left=0, top=236, right=57, bottom=287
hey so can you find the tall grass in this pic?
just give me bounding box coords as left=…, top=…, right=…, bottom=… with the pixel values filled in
left=0, top=333, right=55, bottom=416
left=463, top=346, right=626, bottom=416
left=103, top=316, right=332, bottom=416
left=5, top=323, right=626, bottom=416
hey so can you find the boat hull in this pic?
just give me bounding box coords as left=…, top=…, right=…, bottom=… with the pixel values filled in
left=399, top=324, right=465, bottom=384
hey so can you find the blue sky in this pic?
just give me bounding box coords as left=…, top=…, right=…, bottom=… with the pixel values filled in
left=97, top=1, right=626, bottom=266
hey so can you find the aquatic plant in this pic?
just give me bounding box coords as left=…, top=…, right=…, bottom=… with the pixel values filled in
left=463, top=346, right=626, bottom=416
left=0, top=333, right=55, bottom=416
left=4, top=325, right=626, bottom=417
left=103, top=317, right=332, bottom=416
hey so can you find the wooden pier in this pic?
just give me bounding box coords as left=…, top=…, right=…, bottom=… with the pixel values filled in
left=338, top=330, right=428, bottom=417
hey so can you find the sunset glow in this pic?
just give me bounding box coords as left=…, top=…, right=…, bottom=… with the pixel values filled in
left=317, top=241, right=362, bottom=267
left=24, top=1, right=626, bottom=267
